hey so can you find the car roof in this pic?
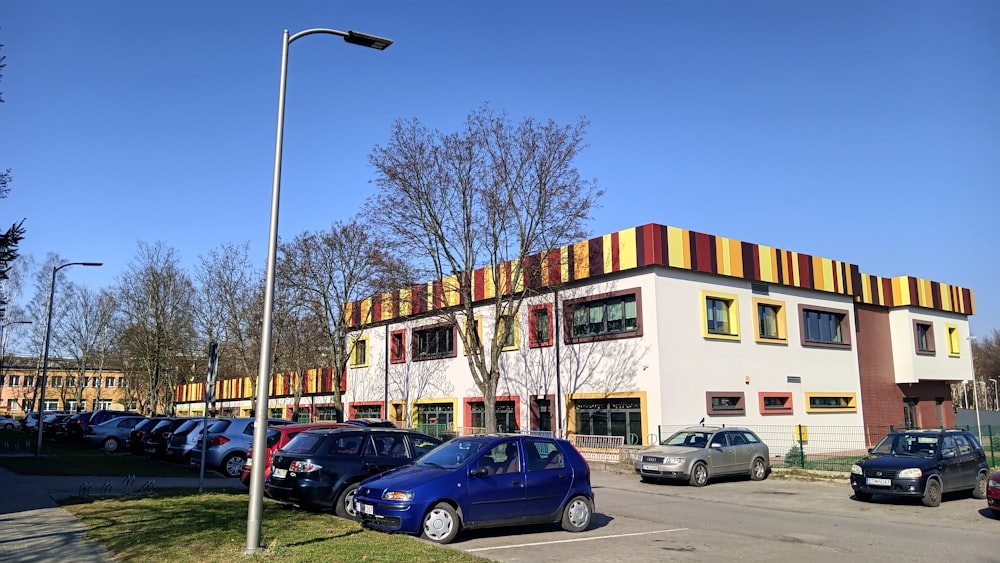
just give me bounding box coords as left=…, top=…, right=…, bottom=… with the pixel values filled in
left=678, top=425, right=754, bottom=432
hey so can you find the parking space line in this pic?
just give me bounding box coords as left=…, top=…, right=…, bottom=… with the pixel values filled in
left=464, top=528, right=689, bottom=552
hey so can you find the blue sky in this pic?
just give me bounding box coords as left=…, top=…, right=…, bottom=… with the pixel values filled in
left=2, top=1, right=998, bottom=335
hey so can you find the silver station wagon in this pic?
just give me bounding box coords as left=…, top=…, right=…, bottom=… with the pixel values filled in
left=635, top=425, right=770, bottom=486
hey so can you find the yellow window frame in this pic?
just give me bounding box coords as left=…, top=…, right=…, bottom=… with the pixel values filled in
left=700, top=290, right=741, bottom=341
left=752, top=297, right=787, bottom=343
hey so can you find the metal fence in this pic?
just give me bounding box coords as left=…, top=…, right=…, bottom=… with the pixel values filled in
left=572, top=434, right=625, bottom=462
left=655, top=424, right=1000, bottom=472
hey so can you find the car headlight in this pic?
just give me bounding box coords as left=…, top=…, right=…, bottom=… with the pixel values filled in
left=382, top=490, right=413, bottom=501
left=988, top=478, right=1000, bottom=489
left=635, top=452, right=644, bottom=461
left=897, top=468, right=922, bottom=479
left=850, top=464, right=863, bottom=475
left=663, top=457, right=685, bottom=465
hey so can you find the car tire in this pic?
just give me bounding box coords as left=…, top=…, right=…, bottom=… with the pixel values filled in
left=854, top=491, right=872, bottom=502
left=221, top=453, right=246, bottom=478
left=921, top=478, right=941, bottom=507
left=749, top=458, right=767, bottom=481
left=972, top=472, right=987, bottom=500
left=102, top=437, right=121, bottom=453
left=2, top=422, right=13, bottom=430
left=421, top=502, right=460, bottom=544
left=689, top=462, right=709, bottom=487
left=561, top=495, right=593, bottom=533
left=334, top=483, right=359, bottom=520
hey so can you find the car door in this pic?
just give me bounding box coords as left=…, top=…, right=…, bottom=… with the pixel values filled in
left=465, top=439, right=526, bottom=524
left=937, top=435, right=963, bottom=491
left=708, top=431, right=735, bottom=475
left=361, top=432, right=408, bottom=474
left=729, top=431, right=754, bottom=474
left=115, top=417, right=141, bottom=441
left=950, top=434, right=977, bottom=490
left=523, top=439, right=571, bottom=518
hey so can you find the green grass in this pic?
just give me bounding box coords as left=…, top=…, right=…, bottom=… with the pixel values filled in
left=62, top=489, right=491, bottom=563
left=0, top=429, right=212, bottom=477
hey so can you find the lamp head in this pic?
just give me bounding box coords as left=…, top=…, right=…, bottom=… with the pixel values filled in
left=344, top=30, right=393, bottom=50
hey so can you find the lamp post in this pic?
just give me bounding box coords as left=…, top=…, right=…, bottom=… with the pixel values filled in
left=0, top=320, right=32, bottom=415
left=990, top=378, right=999, bottom=412
left=245, top=27, right=393, bottom=555
left=35, top=262, right=102, bottom=456
left=968, top=335, right=982, bottom=445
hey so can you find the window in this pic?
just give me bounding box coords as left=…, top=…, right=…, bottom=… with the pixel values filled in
left=753, top=298, right=786, bottom=343
left=350, top=336, right=369, bottom=368
left=24, top=376, right=34, bottom=387
left=390, top=330, right=406, bottom=363
left=529, top=304, right=554, bottom=348
left=573, top=397, right=643, bottom=445
left=82, top=377, right=90, bottom=387
left=413, top=324, right=456, bottom=360
left=66, top=376, right=76, bottom=387
left=43, top=400, right=59, bottom=411
left=105, top=377, right=116, bottom=388
left=913, top=321, right=935, bottom=355
left=498, top=314, right=519, bottom=351
left=415, top=403, right=454, bottom=437
left=798, top=305, right=851, bottom=348
left=701, top=291, right=740, bottom=340
left=805, top=392, right=857, bottom=412
left=758, top=392, right=793, bottom=414
left=351, top=403, right=382, bottom=419
left=464, top=317, right=483, bottom=356
left=469, top=400, right=519, bottom=432
left=945, top=324, right=960, bottom=357
left=565, top=289, right=642, bottom=343
left=51, top=376, right=62, bottom=388
left=706, top=392, right=745, bottom=415
left=7, top=375, right=18, bottom=387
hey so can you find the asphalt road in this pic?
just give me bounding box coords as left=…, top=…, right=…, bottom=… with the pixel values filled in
left=445, top=470, right=999, bottom=562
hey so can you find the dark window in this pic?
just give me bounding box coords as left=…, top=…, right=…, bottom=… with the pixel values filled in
left=470, top=400, right=518, bottom=432
left=390, top=330, right=406, bottom=363
left=565, top=290, right=642, bottom=343
left=706, top=298, right=732, bottom=335
left=534, top=308, right=550, bottom=344
left=799, top=305, right=851, bottom=348
left=913, top=321, right=935, bottom=355
left=707, top=392, right=746, bottom=415
left=757, top=303, right=780, bottom=339
left=574, top=397, right=642, bottom=445
left=413, top=324, right=456, bottom=360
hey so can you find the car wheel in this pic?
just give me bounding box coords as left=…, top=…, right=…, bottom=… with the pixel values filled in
left=421, top=502, right=460, bottom=544
left=749, top=458, right=767, bottom=481
left=221, top=453, right=246, bottom=478
left=2, top=422, right=13, bottom=430
left=334, top=483, right=359, bottom=520
left=921, top=479, right=941, bottom=507
left=972, top=472, right=987, bottom=500
left=101, top=437, right=121, bottom=453
left=689, top=462, right=709, bottom=487
left=854, top=491, right=872, bottom=502
left=561, top=495, right=593, bottom=532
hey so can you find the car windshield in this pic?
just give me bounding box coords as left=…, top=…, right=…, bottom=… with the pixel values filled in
left=417, top=438, right=487, bottom=469
left=281, top=432, right=326, bottom=454
left=661, top=430, right=713, bottom=448
left=871, top=433, right=939, bottom=456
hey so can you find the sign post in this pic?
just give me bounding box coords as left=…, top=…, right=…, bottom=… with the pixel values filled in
left=199, top=342, right=219, bottom=492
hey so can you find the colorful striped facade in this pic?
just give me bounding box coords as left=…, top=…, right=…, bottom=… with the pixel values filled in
left=173, top=367, right=346, bottom=405
left=344, top=223, right=974, bottom=328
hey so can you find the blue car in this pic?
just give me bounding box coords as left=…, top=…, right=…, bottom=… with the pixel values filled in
left=354, top=434, right=594, bottom=544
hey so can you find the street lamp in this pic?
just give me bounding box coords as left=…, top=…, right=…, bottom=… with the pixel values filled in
left=990, top=378, right=999, bottom=412
left=245, top=27, right=393, bottom=555
left=0, top=320, right=32, bottom=415
left=35, top=262, right=102, bottom=456
left=968, top=335, right=982, bottom=445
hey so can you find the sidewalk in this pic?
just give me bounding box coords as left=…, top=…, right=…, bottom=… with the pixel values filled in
left=0, top=468, right=241, bottom=562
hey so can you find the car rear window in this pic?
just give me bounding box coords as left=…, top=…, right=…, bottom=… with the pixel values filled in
left=207, top=420, right=232, bottom=433
left=172, top=420, right=199, bottom=434
left=282, top=432, right=326, bottom=454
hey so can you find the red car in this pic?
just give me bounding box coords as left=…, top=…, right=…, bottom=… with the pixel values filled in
left=240, top=422, right=351, bottom=488
left=989, top=470, right=1000, bottom=518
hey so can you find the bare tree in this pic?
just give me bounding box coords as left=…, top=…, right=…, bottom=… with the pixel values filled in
left=278, top=218, right=411, bottom=420
left=114, top=242, right=196, bottom=415
left=57, top=287, right=116, bottom=410
left=193, top=242, right=265, bottom=410
left=366, top=104, right=602, bottom=432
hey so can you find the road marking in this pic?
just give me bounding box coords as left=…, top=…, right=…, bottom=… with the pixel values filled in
left=464, top=528, right=689, bottom=552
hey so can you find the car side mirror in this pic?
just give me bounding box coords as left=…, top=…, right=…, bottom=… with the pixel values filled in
left=470, top=467, right=489, bottom=477
left=941, top=448, right=956, bottom=459
left=867, top=448, right=874, bottom=454
left=710, top=442, right=722, bottom=449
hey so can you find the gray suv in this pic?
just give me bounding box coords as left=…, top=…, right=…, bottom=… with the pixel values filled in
left=189, top=417, right=292, bottom=478
left=164, top=418, right=212, bottom=463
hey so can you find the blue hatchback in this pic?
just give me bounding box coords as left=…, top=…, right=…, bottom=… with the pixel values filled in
left=354, top=434, right=594, bottom=544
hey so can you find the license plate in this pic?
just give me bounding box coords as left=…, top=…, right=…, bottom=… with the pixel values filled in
left=866, top=477, right=891, bottom=486
left=642, top=464, right=658, bottom=471
left=273, top=468, right=287, bottom=479
left=356, top=502, right=374, bottom=515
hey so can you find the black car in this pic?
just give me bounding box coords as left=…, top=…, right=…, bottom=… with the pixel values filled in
left=64, top=410, right=141, bottom=442
left=127, top=417, right=169, bottom=454
left=264, top=427, right=441, bottom=519
left=141, top=417, right=191, bottom=458
left=44, top=414, right=73, bottom=439
left=850, top=428, right=990, bottom=507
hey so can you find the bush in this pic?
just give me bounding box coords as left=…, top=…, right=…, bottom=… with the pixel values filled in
left=784, top=444, right=806, bottom=468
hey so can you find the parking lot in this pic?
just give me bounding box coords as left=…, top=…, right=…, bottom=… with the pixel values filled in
left=447, top=468, right=998, bottom=562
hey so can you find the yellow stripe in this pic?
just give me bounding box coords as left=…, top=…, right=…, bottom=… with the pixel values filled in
left=603, top=234, right=614, bottom=273
left=667, top=226, right=687, bottom=269
left=399, top=288, right=411, bottom=316
left=919, top=278, right=933, bottom=308
left=619, top=227, right=637, bottom=270
left=759, top=245, right=775, bottom=283
left=574, top=241, right=589, bottom=280
left=560, top=246, right=570, bottom=283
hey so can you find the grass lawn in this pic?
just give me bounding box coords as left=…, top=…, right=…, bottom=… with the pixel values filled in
left=0, top=428, right=215, bottom=477
left=62, top=489, right=490, bottom=563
